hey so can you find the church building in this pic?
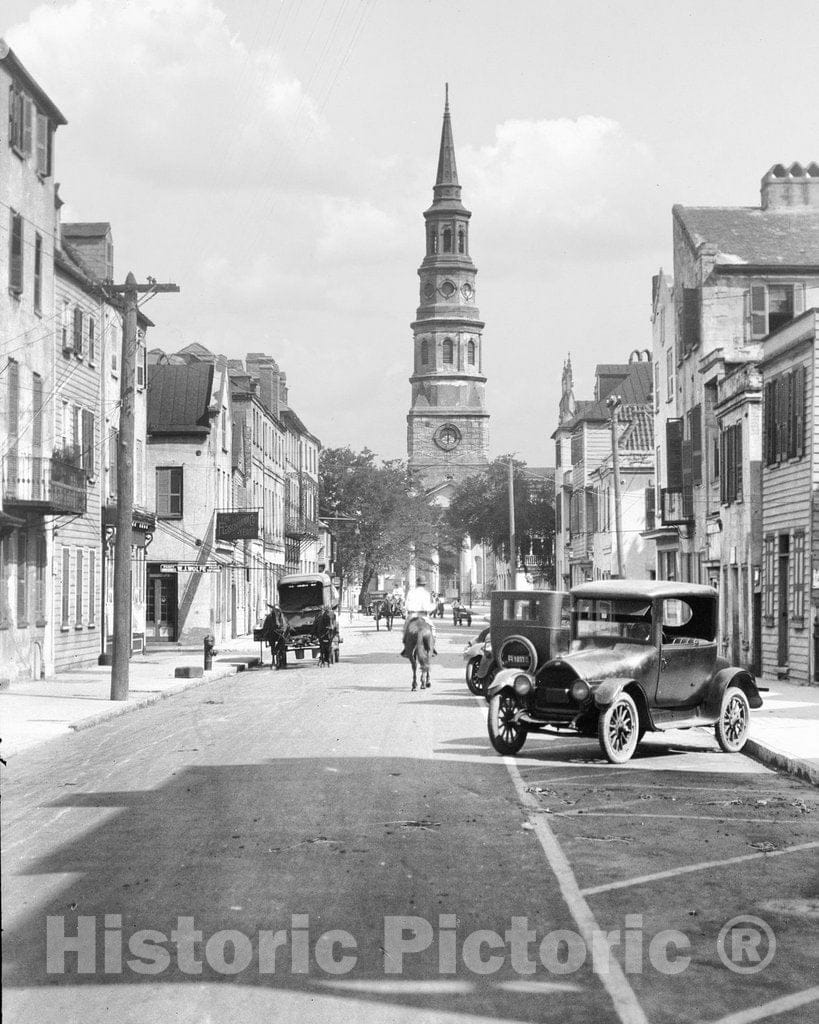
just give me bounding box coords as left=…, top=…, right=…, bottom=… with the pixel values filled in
left=406, top=88, right=494, bottom=597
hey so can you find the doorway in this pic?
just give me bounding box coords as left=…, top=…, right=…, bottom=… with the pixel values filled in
left=147, top=571, right=177, bottom=641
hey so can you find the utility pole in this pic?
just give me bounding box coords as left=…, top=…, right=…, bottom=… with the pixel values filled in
left=508, top=457, right=516, bottom=588
left=108, top=273, right=179, bottom=701
left=606, top=394, right=625, bottom=578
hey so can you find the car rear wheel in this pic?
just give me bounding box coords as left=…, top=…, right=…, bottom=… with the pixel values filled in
left=466, top=656, right=485, bottom=696
left=598, top=692, right=640, bottom=764
left=488, top=692, right=527, bottom=755
left=715, top=686, right=750, bottom=752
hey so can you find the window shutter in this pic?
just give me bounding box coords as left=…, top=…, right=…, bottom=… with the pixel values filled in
left=7, top=360, right=20, bottom=441
left=666, top=418, right=684, bottom=491
left=682, top=289, right=701, bottom=352
left=22, top=96, right=33, bottom=155
left=751, top=285, right=768, bottom=337
left=9, top=212, right=23, bottom=293
left=763, top=534, right=775, bottom=618
left=681, top=440, right=694, bottom=518
left=81, top=410, right=95, bottom=475
left=690, top=404, right=702, bottom=485
left=719, top=429, right=726, bottom=504
left=735, top=424, right=743, bottom=501
left=109, top=429, right=118, bottom=498
left=795, top=364, right=805, bottom=458
left=73, top=308, right=83, bottom=355
left=88, top=318, right=95, bottom=363
left=36, top=112, right=48, bottom=174
left=764, top=380, right=775, bottom=464
left=645, top=485, right=655, bottom=530
left=777, top=376, right=789, bottom=461
left=32, top=373, right=43, bottom=451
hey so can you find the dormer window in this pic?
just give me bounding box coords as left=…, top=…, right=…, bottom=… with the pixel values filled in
left=443, top=338, right=454, bottom=364
left=443, top=228, right=452, bottom=253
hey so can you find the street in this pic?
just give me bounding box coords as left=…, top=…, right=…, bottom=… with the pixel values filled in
left=3, top=619, right=818, bottom=1024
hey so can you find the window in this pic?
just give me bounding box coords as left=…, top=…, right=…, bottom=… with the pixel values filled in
left=61, top=547, right=71, bottom=627
left=654, top=361, right=660, bottom=412
left=156, top=467, right=183, bottom=518
left=751, top=283, right=804, bottom=338
left=75, top=548, right=84, bottom=625
left=34, top=233, right=42, bottom=313
left=443, top=228, right=452, bottom=252
left=442, top=338, right=453, bottom=364
left=73, top=307, right=83, bottom=356
left=666, top=347, right=674, bottom=400
left=221, top=408, right=228, bottom=451
left=110, top=324, right=118, bottom=372
left=467, top=339, right=476, bottom=365
left=793, top=531, right=806, bottom=624
left=429, top=231, right=438, bottom=254
left=764, top=366, right=806, bottom=464
left=9, top=211, right=23, bottom=294
left=16, top=532, right=27, bottom=624
left=88, top=317, right=95, bottom=363
left=688, top=404, right=702, bottom=486
left=420, top=338, right=429, bottom=364
left=9, top=83, right=24, bottom=151
left=458, top=229, right=465, bottom=254
left=763, top=534, right=775, bottom=623
left=88, top=549, right=96, bottom=626
left=720, top=422, right=743, bottom=505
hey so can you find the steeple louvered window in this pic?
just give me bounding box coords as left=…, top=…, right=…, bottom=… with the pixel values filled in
left=458, top=229, right=465, bottom=254
left=420, top=339, right=429, bottom=365
left=442, top=338, right=453, bottom=364
left=467, top=340, right=476, bottom=365
left=443, top=228, right=452, bottom=252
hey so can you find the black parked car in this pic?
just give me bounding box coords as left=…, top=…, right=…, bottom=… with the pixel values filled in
left=487, top=580, right=763, bottom=764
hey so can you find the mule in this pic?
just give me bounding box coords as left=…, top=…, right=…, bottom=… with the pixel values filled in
left=374, top=598, right=395, bottom=632
left=405, top=616, right=432, bottom=691
left=313, top=606, right=336, bottom=667
left=262, top=605, right=289, bottom=669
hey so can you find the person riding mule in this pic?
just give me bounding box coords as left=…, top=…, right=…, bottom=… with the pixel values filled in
left=406, top=615, right=433, bottom=690
left=400, top=577, right=437, bottom=659
left=262, top=604, right=289, bottom=669
left=312, top=604, right=337, bottom=666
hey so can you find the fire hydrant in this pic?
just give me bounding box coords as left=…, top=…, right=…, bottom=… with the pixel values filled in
left=204, top=634, right=216, bottom=671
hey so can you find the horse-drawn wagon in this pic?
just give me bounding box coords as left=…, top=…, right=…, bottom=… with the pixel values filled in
left=265, top=573, right=341, bottom=667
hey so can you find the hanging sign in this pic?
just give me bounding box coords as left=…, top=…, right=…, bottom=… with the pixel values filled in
left=216, top=510, right=260, bottom=541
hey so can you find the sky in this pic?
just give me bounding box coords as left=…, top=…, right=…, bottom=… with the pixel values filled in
left=5, top=0, right=819, bottom=465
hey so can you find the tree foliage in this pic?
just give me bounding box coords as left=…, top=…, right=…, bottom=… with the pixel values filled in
left=320, top=447, right=442, bottom=605
left=444, top=456, right=555, bottom=574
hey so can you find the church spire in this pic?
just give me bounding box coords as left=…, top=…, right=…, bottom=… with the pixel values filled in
left=433, top=83, right=462, bottom=204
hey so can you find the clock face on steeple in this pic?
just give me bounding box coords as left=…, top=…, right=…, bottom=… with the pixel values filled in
left=434, top=423, right=461, bottom=451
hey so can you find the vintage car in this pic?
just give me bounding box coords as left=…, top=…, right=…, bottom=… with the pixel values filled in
left=276, top=573, right=341, bottom=664
left=487, top=580, right=763, bottom=763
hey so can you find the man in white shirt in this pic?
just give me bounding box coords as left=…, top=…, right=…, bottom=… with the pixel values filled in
left=401, top=576, right=437, bottom=657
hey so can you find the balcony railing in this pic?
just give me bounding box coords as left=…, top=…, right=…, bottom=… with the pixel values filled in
left=285, top=514, right=319, bottom=539
left=2, top=454, right=87, bottom=515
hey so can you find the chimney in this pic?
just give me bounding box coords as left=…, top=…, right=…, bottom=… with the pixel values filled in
left=279, top=372, right=288, bottom=408
left=246, top=353, right=280, bottom=418
left=761, top=162, right=819, bottom=210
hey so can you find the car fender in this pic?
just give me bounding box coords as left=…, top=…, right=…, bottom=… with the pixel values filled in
left=592, top=677, right=651, bottom=710
left=704, top=667, right=763, bottom=716
left=486, top=668, right=532, bottom=700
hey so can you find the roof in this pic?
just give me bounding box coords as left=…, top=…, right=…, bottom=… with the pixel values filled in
left=618, top=407, right=654, bottom=450
left=147, top=363, right=215, bottom=435
left=281, top=407, right=320, bottom=445
left=564, top=361, right=653, bottom=430
left=435, top=87, right=459, bottom=188
left=572, top=580, right=717, bottom=601
left=62, top=222, right=111, bottom=239
left=0, top=43, right=67, bottom=124
left=674, top=205, right=819, bottom=267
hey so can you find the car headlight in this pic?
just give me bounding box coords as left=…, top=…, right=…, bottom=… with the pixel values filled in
left=514, top=674, right=532, bottom=696
left=570, top=680, right=590, bottom=702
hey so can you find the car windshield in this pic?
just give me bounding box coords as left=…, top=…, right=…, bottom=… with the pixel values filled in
left=573, top=598, right=653, bottom=644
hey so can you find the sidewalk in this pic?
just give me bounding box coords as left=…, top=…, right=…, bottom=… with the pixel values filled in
left=748, top=677, right=819, bottom=785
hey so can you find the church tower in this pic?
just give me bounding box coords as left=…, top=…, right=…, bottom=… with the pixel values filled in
left=407, top=87, right=489, bottom=494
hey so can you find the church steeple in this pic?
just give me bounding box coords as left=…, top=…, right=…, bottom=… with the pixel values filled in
left=407, top=88, right=489, bottom=490
left=434, top=84, right=461, bottom=204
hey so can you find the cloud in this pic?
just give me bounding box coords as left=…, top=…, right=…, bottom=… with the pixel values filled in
left=7, top=0, right=334, bottom=191
left=463, top=115, right=658, bottom=259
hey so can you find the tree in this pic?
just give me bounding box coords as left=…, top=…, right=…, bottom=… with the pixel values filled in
left=444, top=456, right=556, bottom=584
left=320, top=447, right=442, bottom=607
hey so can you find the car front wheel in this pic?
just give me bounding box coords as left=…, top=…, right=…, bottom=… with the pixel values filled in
left=715, top=686, right=750, bottom=752
left=488, top=692, right=527, bottom=755
left=598, top=692, right=640, bottom=764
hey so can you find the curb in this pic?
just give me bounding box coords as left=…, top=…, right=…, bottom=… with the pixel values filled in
left=745, top=738, right=819, bottom=787
left=67, top=661, right=246, bottom=734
